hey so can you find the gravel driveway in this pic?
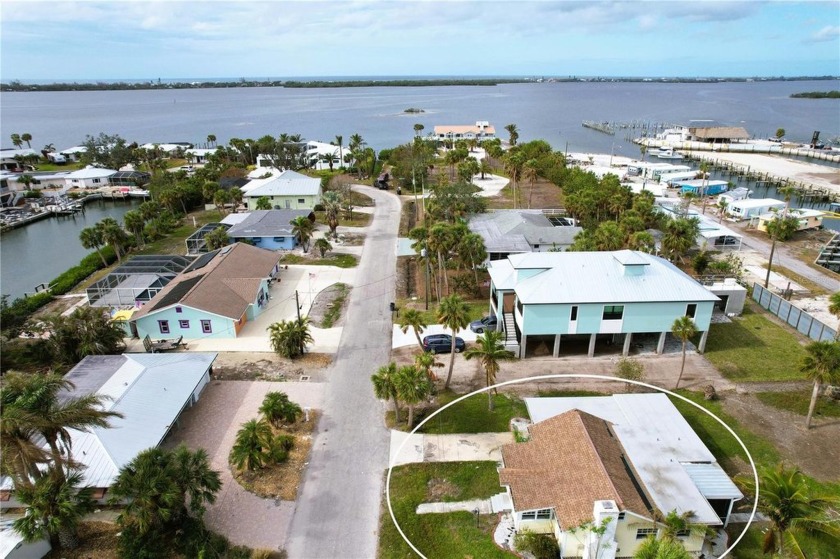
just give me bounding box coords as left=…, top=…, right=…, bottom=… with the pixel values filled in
left=163, top=380, right=325, bottom=551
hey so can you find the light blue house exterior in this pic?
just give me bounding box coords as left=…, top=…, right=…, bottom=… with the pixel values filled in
left=487, top=250, right=719, bottom=358
left=224, top=209, right=314, bottom=250
left=131, top=243, right=281, bottom=340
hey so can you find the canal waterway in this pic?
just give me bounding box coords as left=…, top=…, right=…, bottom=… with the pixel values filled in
left=0, top=199, right=141, bottom=300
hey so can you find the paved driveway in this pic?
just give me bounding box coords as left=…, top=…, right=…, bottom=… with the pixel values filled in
left=163, top=380, right=325, bottom=551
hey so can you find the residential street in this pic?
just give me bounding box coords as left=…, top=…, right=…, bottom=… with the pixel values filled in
left=285, top=186, right=400, bottom=558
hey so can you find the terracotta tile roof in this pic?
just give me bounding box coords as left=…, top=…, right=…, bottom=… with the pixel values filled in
left=499, top=410, right=652, bottom=529
left=132, top=243, right=279, bottom=321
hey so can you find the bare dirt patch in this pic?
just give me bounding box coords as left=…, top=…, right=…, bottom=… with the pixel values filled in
left=45, top=521, right=121, bottom=559
left=308, top=283, right=350, bottom=328
left=427, top=478, right=460, bottom=501
left=486, top=177, right=563, bottom=210
left=211, top=352, right=332, bottom=381
left=231, top=411, right=318, bottom=501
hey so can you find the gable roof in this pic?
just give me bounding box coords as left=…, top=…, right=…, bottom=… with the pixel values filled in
left=468, top=210, right=582, bottom=253
left=226, top=209, right=313, bottom=238
left=500, top=409, right=652, bottom=529
left=488, top=250, right=718, bottom=305
left=243, top=170, right=320, bottom=197
left=524, top=394, right=742, bottom=525
left=132, top=243, right=279, bottom=320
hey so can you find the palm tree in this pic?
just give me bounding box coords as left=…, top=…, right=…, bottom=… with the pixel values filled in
left=98, top=217, right=128, bottom=262
left=671, top=316, right=698, bottom=389
left=397, top=308, right=428, bottom=350
left=737, top=465, right=840, bottom=556
left=394, top=365, right=432, bottom=428
left=255, top=196, right=272, bottom=210
left=698, top=161, right=710, bottom=214
left=503, top=150, right=525, bottom=209
left=13, top=471, right=94, bottom=550
left=372, top=362, right=402, bottom=424
left=438, top=294, right=470, bottom=389
left=79, top=225, right=108, bottom=267
left=801, top=341, right=840, bottom=428
left=522, top=159, right=538, bottom=209
left=213, top=189, right=231, bottom=215
left=229, top=186, right=244, bottom=211
left=123, top=210, right=146, bottom=249
left=661, top=217, right=699, bottom=263
left=414, top=351, right=444, bottom=383
left=0, top=402, right=49, bottom=489
left=322, top=190, right=342, bottom=237
left=633, top=536, right=691, bottom=559
left=206, top=134, right=216, bottom=147
left=334, top=135, right=344, bottom=168
left=716, top=198, right=728, bottom=223
left=313, top=237, right=332, bottom=258
left=168, top=445, right=221, bottom=520
left=231, top=419, right=274, bottom=471
left=21, top=133, right=33, bottom=148
left=259, top=391, right=302, bottom=427
left=829, top=292, right=840, bottom=339
left=504, top=124, right=519, bottom=146
left=413, top=124, right=424, bottom=138
left=203, top=226, right=229, bottom=250
left=11, top=133, right=23, bottom=148
left=291, top=215, right=315, bottom=252
left=464, top=331, right=515, bottom=411
left=267, top=317, right=313, bottom=358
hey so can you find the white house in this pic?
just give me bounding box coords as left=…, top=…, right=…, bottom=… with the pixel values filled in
left=498, top=393, right=742, bottom=559
left=139, top=143, right=192, bottom=156
left=754, top=207, right=824, bottom=233
left=58, top=145, right=88, bottom=162
left=304, top=140, right=344, bottom=170
left=433, top=121, right=496, bottom=143
left=185, top=147, right=219, bottom=164
left=64, top=167, right=118, bottom=189
left=0, top=353, right=217, bottom=507
left=725, top=198, right=786, bottom=221
left=467, top=209, right=582, bottom=260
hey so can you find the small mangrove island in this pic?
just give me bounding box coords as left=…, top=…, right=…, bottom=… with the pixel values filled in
left=790, top=90, right=840, bottom=99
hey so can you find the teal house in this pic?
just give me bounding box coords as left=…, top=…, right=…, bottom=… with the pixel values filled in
left=487, top=250, right=718, bottom=358
left=131, top=243, right=281, bottom=340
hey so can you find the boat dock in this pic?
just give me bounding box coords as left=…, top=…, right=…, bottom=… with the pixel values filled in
left=582, top=120, right=679, bottom=137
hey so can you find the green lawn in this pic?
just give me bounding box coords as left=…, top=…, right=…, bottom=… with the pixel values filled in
left=314, top=210, right=371, bottom=228
left=32, top=161, right=85, bottom=172
left=379, top=462, right=516, bottom=559
left=702, top=305, right=808, bottom=382
left=756, top=389, right=840, bottom=419
left=278, top=253, right=358, bottom=268
left=401, top=299, right=490, bottom=326
left=137, top=209, right=225, bottom=256
left=419, top=390, right=527, bottom=434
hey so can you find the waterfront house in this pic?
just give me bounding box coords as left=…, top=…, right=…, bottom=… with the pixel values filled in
left=687, top=126, right=750, bottom=144
left=675, top=179, right=729, bottom=197
left=304, top=140, right=344, bottom=170
left=139, top=142, right=192, bottom=156
left=185, top=147, right=218, bottom=164
left=65, top=166, right=118, bottom=189
left=224, top=209, right=315, bottom=250
left=130, top=243, right=281, bottom=339
left=0, top=148, right=39, bottom=172
left=433, top=121, right=496, bottom=143
left=467, top=209, right=582, bottom=261
left=0, top=352, right=217, bottom=508
left=58, top=145, right=88, bottom=162
left=725, top=198, right=786, bottom=221
left=754, top=207, right=824, bottom=233
left=487, top=250, right=718, bottom=358
left=241, top=170, right=322, bottom=211
left=498, top=393, right=742, bottom=559
left=87, top=254, right=194, bottom=309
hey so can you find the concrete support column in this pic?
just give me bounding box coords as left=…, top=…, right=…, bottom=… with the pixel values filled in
left=588, top=334, right=597, bottom=358
left=553, top=334, right=561, bottom=358
left=698, top=330, right=709, bottom=353
left=656, top=331, right=667, bottom=354
left=622, top=333, right=632, bottom=356
left=519, top=335, right=527, bottom=359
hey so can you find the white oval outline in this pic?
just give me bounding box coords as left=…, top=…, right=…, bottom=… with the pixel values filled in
left=386, top=374, right=759, bottom=558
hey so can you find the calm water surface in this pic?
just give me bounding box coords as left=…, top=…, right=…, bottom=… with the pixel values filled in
left=1, top=199, right=140, bottom=300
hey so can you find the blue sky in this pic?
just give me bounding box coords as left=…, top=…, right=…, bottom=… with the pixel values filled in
left=2, top=1, right=839, bottom=80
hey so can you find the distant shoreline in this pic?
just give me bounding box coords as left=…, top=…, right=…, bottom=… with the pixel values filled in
left=2, top=75, right=838, bottom=93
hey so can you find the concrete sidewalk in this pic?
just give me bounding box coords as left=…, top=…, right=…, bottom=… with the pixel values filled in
left=389, top=430, right=513, bottom=466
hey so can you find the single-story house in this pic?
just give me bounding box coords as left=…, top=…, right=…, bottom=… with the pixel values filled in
left=242, top=170, right=322, bottom=211
left=754, top=208, right=824, bottom=233
left=185, top=223, right=231, bottom=255
left=58, top=145, right=88, bottom=162
left=725, top=198, right=786, bottom=221
left=626, top=162, right=691, bottom=181
left=433, top=121, right=496, bottom=143
left=185, top=148, right=218, bottom=164
left=139, top=142, right=192, bottom=156
left=487, top=250, right=719, bottom=358
left=225, top=209, right=314, bottom=250
left=499, top=393, right=742, bottom=559
left=676, top=179, right=729, bottom=197
left=656, top=202, right=743, bottom=251
left=87, top=255, right=194, bottom=308
left=0, top=352, right=217, bottom=507
left=131, top=243, right=281, bottom=339
left=65, top=167, right=118, bottom=189
left=468, top=209, right=582, bottom=260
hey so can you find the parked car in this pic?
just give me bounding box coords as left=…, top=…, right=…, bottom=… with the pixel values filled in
left=422, top=334, right=466, bottom=354
left=469, top=315, right=498, bottom=333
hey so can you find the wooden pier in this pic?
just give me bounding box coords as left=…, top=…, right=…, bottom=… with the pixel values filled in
left=582, top=120, right=679, bottom=137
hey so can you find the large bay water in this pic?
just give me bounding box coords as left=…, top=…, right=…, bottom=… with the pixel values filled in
left=2, top=80, right=838, bottom=152
left=1, top=79, right=839, bottom=300
left=1, top=199, right=140, bottom=300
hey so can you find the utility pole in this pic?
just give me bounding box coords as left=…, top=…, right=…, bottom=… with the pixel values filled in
left=295, top=290, right=301, bottom=321
left=422, top=248, right=430, bottom=310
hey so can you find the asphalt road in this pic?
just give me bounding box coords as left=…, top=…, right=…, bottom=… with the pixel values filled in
left=738, top=232, right=839, bottom=292
left=285, top=186, right=400, bottom=558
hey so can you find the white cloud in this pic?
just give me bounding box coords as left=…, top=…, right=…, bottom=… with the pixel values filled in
left=809, top=25, right=840, bottom=43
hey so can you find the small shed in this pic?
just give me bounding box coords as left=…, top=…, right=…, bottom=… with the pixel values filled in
left=706, top=279, right=747, bottom=316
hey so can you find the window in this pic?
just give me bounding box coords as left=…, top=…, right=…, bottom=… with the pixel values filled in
left=176, top=307, right=183, bottom=313
left=686, top=303, right=697, bottom=318
left=570, top=306, right=578, bottom=321
left=273, top=237, right=285, bottom=242
left=92, top=178, right=101, bottom=184
left=201, top=320, right=212, bottom=334
left=179, top=320, right=190, bottom=329
left=158, top=320, right=170, bottom=334
left=636, top=528, right=657, bottom=540
left=675, top=529, right=691, bottom=538
left=603, top=305, right=624, bottom=320
left=536, top=509, right=552, bottom=519
left=617, top=512, right=625, bottom=520
left=298, top=198, right=305, bottom=204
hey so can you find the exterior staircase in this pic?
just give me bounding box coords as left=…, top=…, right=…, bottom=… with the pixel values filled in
left=502, top=312, right=520, bottom=355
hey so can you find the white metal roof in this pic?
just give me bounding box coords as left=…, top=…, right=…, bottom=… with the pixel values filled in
left=525, top=394, right=739, bottom=525
left=728, top=198, right=785, bottom=210
left=501, top=251, right=718, bottom=305
left=243, top=170, right=320, bottom=197
left=62, top=353, right=215, bottom=488
left=65, top=167, right=117, bottom=179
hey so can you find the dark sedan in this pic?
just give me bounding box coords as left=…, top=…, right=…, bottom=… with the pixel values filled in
left=422, top=334, right=466, bottom=354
